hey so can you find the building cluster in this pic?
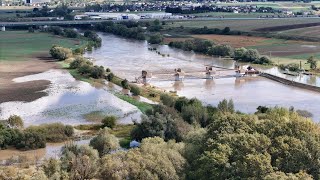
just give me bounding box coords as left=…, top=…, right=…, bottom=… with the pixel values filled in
left=75, top=12, right=183, bottom=20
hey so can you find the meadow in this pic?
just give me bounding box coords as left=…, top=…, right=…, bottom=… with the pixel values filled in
left=0, top=31, right=86, bottom=61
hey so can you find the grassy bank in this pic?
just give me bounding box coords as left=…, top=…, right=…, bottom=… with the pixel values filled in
left=0, top=31, right=87, bottom=61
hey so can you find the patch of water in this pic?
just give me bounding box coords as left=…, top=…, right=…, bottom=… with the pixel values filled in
left=0, top=69, right=141, bottom=126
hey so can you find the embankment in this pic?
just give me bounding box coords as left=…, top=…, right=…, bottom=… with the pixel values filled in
left=260, top=73, right=320, bottom=93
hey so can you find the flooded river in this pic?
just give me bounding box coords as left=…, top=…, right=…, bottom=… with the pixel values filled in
left=86, top=33, right=320, bottom=121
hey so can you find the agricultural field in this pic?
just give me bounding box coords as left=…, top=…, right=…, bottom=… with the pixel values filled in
left=0, top=31, right=86, bottom=61
left=167, top=18, right=320, bottom=32
left=188, top=12, right=277, bottom=18
left=164, top=34, right=319, bottom=67
left=277, top=25, right=320, bottom=39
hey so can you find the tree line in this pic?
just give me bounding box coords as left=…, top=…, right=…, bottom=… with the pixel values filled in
left=168, top=39, right=272, bottom=65
left=0, top=115, right=74, bottom=151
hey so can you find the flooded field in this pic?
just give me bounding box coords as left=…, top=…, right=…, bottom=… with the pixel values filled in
left=0, top=69, right=141, bottom=126
left=0, top=138, right=91, bottom=163
left=86, top=33, right=320, bottom=121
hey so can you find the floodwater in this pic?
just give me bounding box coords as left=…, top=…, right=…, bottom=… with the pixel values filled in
left=85, top=33, right=320, bottom=121
left=0, top=69, right=141, bottom=126
left=0, top=138, right=91, bottom=164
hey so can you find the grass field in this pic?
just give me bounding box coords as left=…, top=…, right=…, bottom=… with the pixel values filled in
left=188, top=12, right=277, bottom=18
left=0, top=31, right=86, bottom=61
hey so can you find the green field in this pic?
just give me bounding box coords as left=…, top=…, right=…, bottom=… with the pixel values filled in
left=166, top=18, right=320, bottom=32
left=0, top=31, right=86, bottom=61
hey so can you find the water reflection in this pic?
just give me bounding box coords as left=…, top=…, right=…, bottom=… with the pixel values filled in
left=85, top=33, right=320, bottom=121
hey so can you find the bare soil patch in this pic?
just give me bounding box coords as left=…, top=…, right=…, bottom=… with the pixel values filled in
left=192, top=34, right=268, bottom=48
left=0, top=54, right=59, bottom=103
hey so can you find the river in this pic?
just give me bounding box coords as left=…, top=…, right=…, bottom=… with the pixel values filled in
left=85, top=33, right=320, bottom=121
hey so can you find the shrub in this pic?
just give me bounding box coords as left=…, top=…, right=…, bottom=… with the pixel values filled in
left=7, top=115, right=23, bottom=129
left=130, top=85, right=141, bottom=96
left=107, top=73, right=114, bottom=81
left=70, top=57, right=92, bottom=69
left=89, top=128, right=120, bottom=156
left=160, top=94, right=176, bottom=107
left=63, top=28, right=79, bottom=38
left=121, top=79, right=130, bottom=89
left=90, top=66, right=105, bottom=79
left=208, top=45, right=234, bottom=57
left=148, top=33, right=163, bottom=44
left=256, top=56, right=272, bottom=65
left=242, top=49, right=260, bottom=62
left=102, top=116, right=117, bottom=129
left=49, top=45, right=72, bottom=61
left=16, top=129, right=46, bottom=150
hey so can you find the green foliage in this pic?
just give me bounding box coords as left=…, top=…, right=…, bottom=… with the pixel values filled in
left=307, top=56, right=317, bottom=70
left=61, top=144, right=99, bottom=179
left=89, top=128, right=120, bottom=156
left=242, top=48, right=260, bottom=62
left=69, top=57, right=93, bottom=69
left=16, top=129, right=46, bottom=150
left=106, top=73, right=114, bottom=81
left=185, top=108, right=320, bottom=179
left=95, top=22, right=145, bottom=40
left=0, top=124, right=22, bottom=149
left=181, top=98, right=208, bottom=126
left=279, top=63, right=300, bottom=72
left=63, top=28, right=79, bottom=38
left=160, top=93, right=176, bottom=107
left=169, top=39, right=214, bottom=54
left=100, top=137, right=186, bottom=179
left=130, top=85, right=141, bottom=96
left=49, top=45, right=72, bottom=61
left=131, top=105, right=192, bottom=142
left=148, top=33, right=164, bottom=44
left=121, top=79, right=130, bottom=89
left=25, top=123, right=74, bottom=143
left=28, top=27, right=35, bottom=33
left=217, top=99, right=235, bottom=114
left=208, top=44, right=234, bottom=57
left=7, top=115, right=23, bottom=129
left=101, top=116, right=117, bottom=129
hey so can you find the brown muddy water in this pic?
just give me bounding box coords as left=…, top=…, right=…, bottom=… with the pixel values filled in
left=85, top=33, right=320, bottom=121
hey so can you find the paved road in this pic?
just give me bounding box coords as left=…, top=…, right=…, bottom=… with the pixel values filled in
left=1, top=16, right=320, bottom=27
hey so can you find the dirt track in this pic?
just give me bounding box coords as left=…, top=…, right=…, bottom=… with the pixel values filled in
left=0, top=55, right=59, bottom=103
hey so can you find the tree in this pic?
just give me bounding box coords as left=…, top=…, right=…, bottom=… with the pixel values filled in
left=148, top=33, right=163, bottom=44
left=16, top=129, right=46, bottom=150
left=234, top=47, right=247, bottom=60
left=100, top=137, right=186, bottom=180
left=49, top=45, right=72, bottom=61
left=243, top=49, right=260, bottom=62
left=89, top=128, right=120, bottom=156
left=106, top=73, right=114, bottom=81
left=307, top=56, right=317, bottom=70
left=121, top=79, right=130, bottom=89
left=7, top=115, right=23, bottom=129
left=101, top=116, right=117, bottom=129
left=60, top=144, right=99, bottom=180
left=217, top=99, right=234, bottom=114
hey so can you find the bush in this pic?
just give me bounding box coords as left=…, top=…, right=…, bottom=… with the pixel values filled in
left=148, top=33, right=163, bottom=44
left=130, top=85, right=141, bottom=96
left=89, top=128, right=120, bottom=156
left=255, top=56, right=272, bottom=65
left=121, top=79, right=130, bottom=89
left=242, top=49, right=260, bottom=62
left=25, top=123, right=74, bottom=143
left=16, top=129, right=46, bottom=150
left=102, top=116, right=117, bottom=129
left=106, top=73, right=114, bottom=81
left=28, top=27, right=35, bottom=33
left=90, top=66, right=105, bottom=79
left=7, top=115, right=23, bottom=129
left=208, top=45, right=234, bottom=57
left=160, top=94, right=176, bottom=107
left=70, top=57, right=92, bottom=69
left=63, top=28, right=79, bottom=38
left=49, top=45, right=72, bottom=61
